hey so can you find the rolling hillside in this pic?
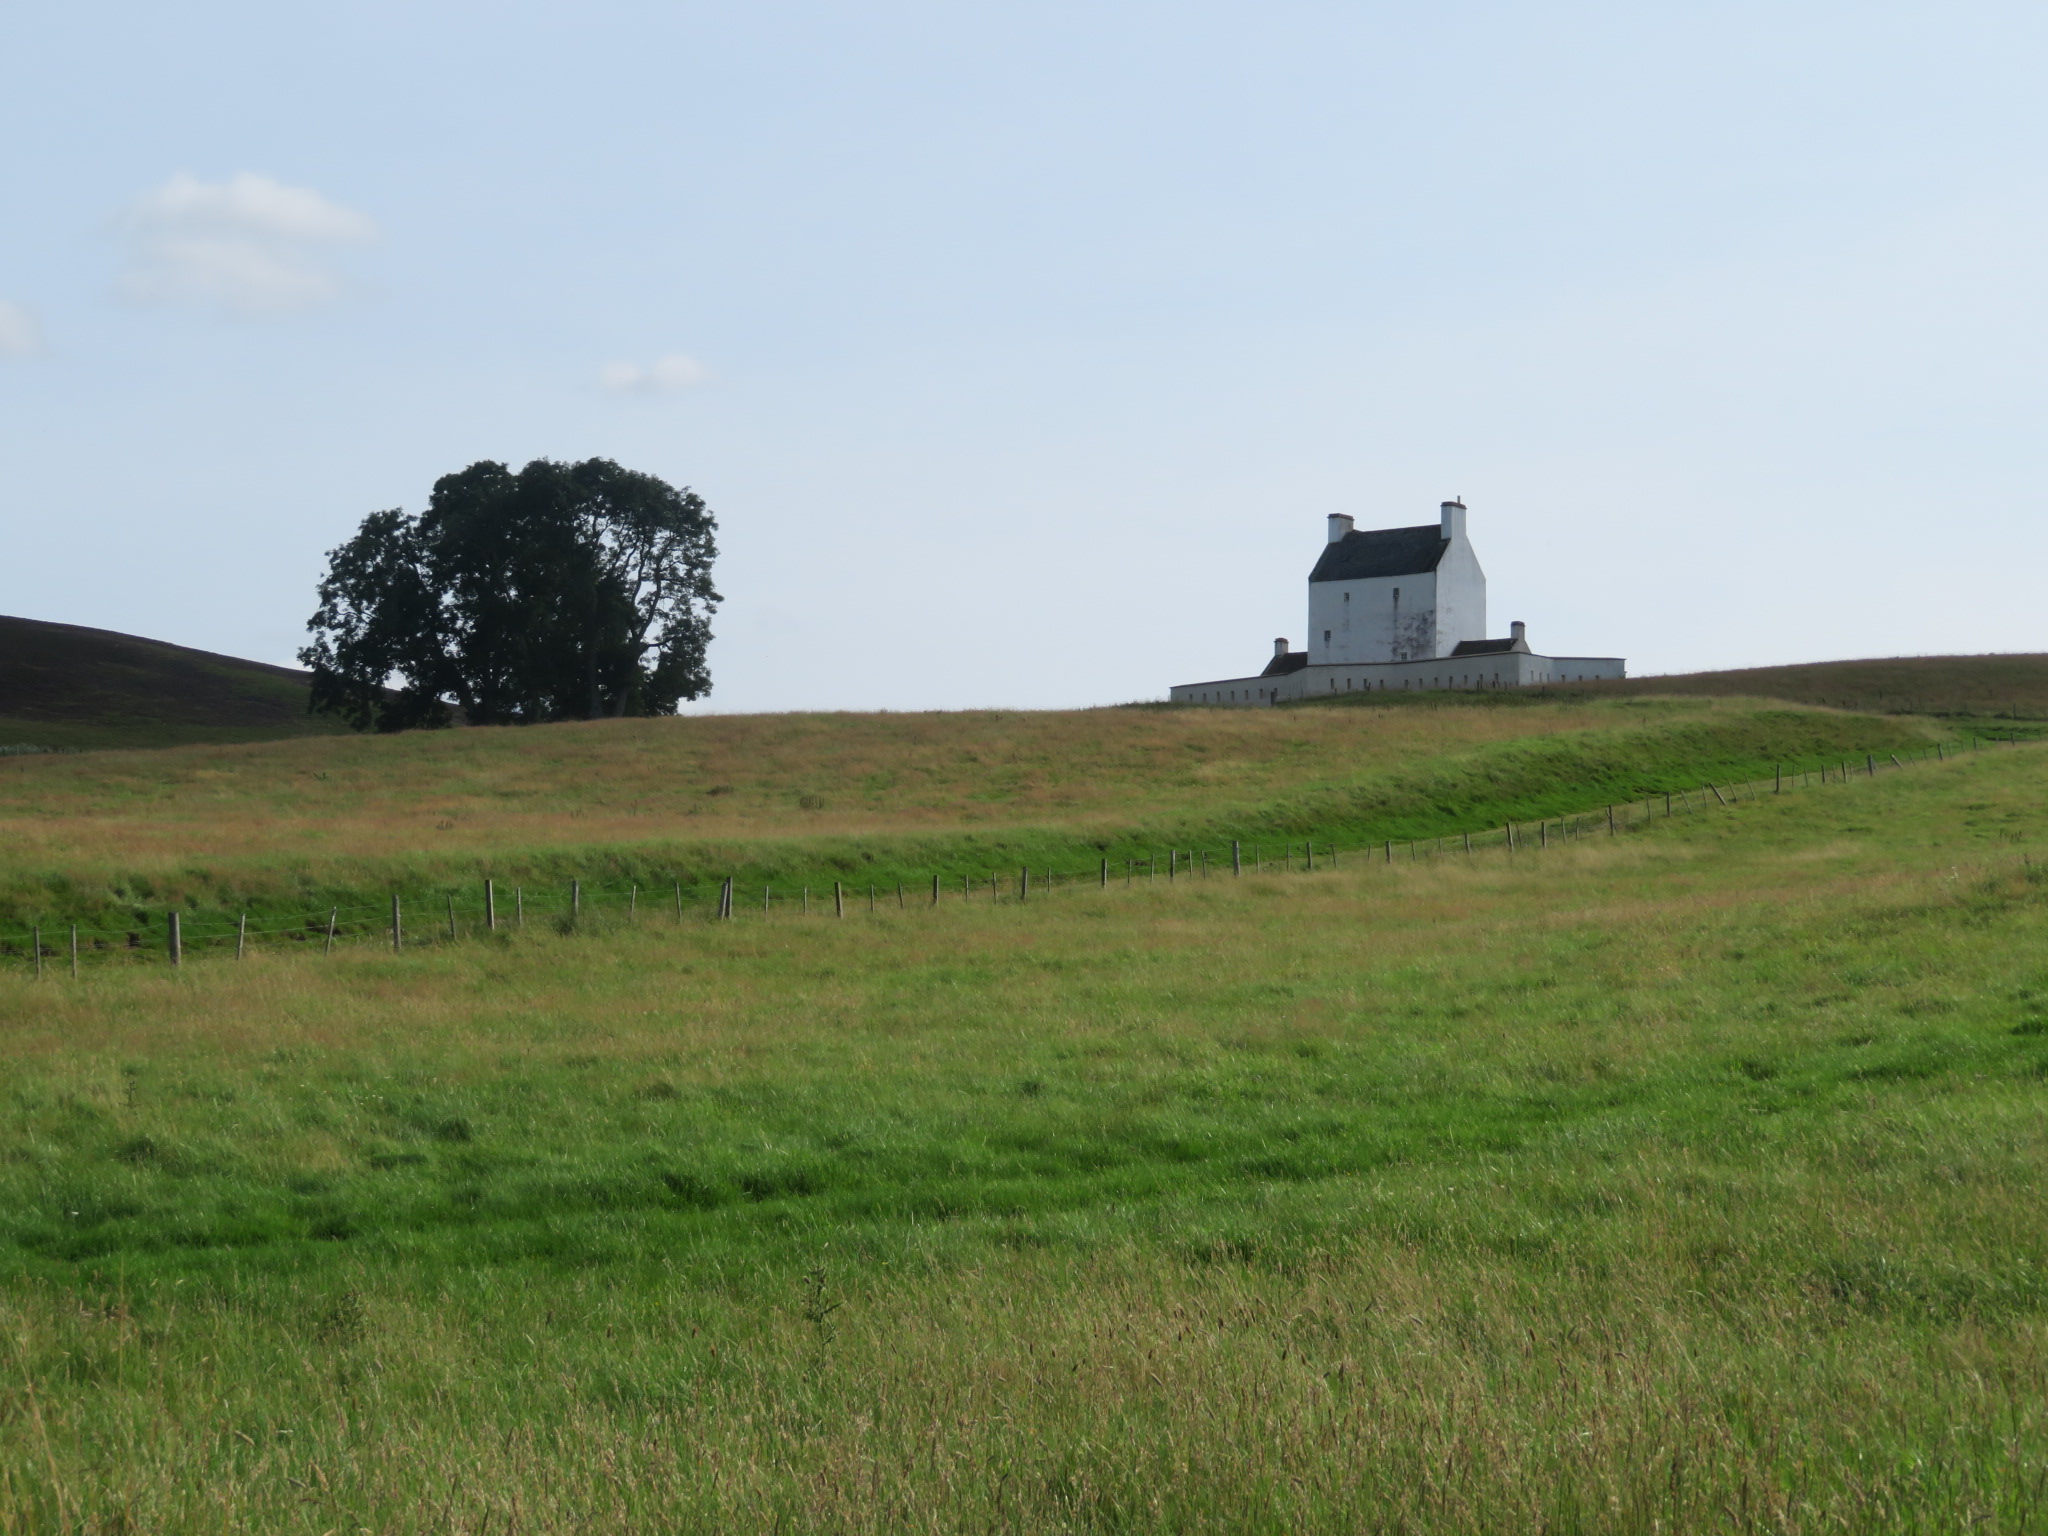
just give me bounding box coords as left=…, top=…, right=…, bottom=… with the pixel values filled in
left=0, top=614, right=351, bottom=751
left=1538, top=651, right=2048, bottom=716
left=5, top=715, right=2047, bottom=1531
left=0, top=694, right=1942, bottom=936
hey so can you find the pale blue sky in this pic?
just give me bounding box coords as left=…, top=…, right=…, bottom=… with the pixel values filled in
left=3, top=2, right=2043, bottom=710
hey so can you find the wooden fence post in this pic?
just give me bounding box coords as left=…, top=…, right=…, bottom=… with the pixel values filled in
left=1607, top=805, right=1616, bottom=834
left=1232, top=841, right=1241, bottom=876
left=572, top=879, right=582, bottom=920
left=1866, top=755, right=1876, bottom=777
left=1774, top=764, right=1782, bottom=794
left=1463, top=832, right=1472, bottom=853
left=486, top=878, right=497, bottom=932
left=933, top=874, right=942, bottom=906
left=237, top=913, right=248, bottom=960
left=834, top=881, right=844, bottom=918
left=869, top=884, right=877, bottom=914
left=32, top=926, right=41, bottom=980
left=169, top=911, right=183, bottom=966
left=446, top=897, right=457, bottom=941
left=1020, top=867, right=1029, bottom=901
left=1540, top=822, right=1548, bottom=850
left=630, top=885, right=638, bottom=919
left=389, top=896, right=400, bottom=955
left=325, top=909, right=337, bottom=955
left=1305, top=843, right=1314, bottom=872
left=1385, top=840, right=1393, bottom=864
left=1102, top=858, right=1110, bottom=888
left=516, top=887, right=525, bottom=928
left=1504, top=824, right=1514, bottom=854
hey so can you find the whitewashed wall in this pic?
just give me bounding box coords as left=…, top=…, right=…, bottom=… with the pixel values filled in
left=1432, top=527, right=1487, bottom=657
left=1308, top=570, right=1441, bottom=666
left=1168, top=649, right=1626, bottom=705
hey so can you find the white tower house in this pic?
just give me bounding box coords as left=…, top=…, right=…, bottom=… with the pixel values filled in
left=1305, top=500, right=1487, bottom=665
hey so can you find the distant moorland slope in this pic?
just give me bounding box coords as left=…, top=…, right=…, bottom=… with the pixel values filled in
left=7, top=608, right=2045, bottom=752
left=0, top=614, right=349, bottom=751
left=1544, top=652, right=2048, bottom=717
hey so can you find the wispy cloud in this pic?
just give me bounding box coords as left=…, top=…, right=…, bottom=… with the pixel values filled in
left=600, top=353, right=707, bottom=393
left=118, top=173, right=376, bottom=316
left=0, top=301, right=41, bottom=356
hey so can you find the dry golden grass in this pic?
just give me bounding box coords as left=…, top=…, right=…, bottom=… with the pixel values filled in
left=0, top=699, right=1660, bottom=868
left=0, top=695, right=1943, bottom=948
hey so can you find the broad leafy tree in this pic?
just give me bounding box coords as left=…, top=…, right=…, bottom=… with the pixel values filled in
left=302, top=458, right=720, bottom=730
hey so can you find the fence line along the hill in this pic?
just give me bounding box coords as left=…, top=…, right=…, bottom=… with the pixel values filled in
left=0, top=735, right=2022, bottom=978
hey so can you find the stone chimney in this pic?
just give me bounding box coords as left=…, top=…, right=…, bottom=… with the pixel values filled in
left=1510, top=620, right=1527, bottom=650
left=1326, top=513, right=1354, bottom=544
left=1440, top=499, right=1467, bottom=542
left=1274, top=637, right=1290, bottom=658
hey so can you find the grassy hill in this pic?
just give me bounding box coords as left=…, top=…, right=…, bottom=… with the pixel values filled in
left=1537, top=651, right=2048, bottom=717
left=0, top=695, right=1946, bottom=936
left=0, top=613, right=351, bottom=751
left=5, top=727, right=2048, bottom=1530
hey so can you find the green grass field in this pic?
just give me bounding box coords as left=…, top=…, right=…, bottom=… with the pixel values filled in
left=0, top=695, right=1948, bottom=944
left=4, top=695, right=2047, bottom=1531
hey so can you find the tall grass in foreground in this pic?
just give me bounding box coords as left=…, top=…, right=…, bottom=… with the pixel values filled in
left=5, top=749, right=2048, bottom=1531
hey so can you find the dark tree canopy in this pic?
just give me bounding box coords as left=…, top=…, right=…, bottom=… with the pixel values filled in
left=301, top=458, right=720, bottom=731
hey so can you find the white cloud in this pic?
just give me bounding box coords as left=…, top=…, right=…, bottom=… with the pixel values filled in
left=600, top=352, right=707, bottom=393
left=118, top=172, right=376, bottom=316
left=0, top=301, right=41, bottom=356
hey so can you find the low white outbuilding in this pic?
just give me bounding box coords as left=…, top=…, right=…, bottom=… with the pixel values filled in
left=1169, top=500, right=1624, bottom=705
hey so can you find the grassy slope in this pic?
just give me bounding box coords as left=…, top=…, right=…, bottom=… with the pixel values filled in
left=5, top=744, right=2048, bottom=1530
left=1523, top=650, right=2048, bottom=716
left=0, top=696, right=1942, bottom=934
left=0, top=614, right=350, bottom=752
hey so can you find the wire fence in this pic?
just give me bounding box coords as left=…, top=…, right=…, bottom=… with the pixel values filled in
left=0, top=737, right=2013, bottom=980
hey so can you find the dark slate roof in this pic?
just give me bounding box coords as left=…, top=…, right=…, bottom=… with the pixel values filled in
left=1450, top=638, right=1518, bottom=657
left=1260, top=651, right=1311, bottom=678
left=1309, top=525, right=1448, bottom=583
